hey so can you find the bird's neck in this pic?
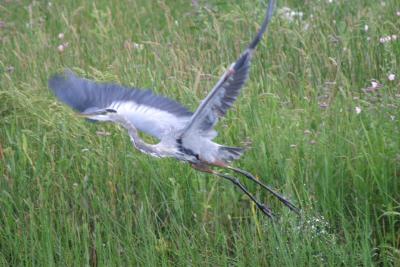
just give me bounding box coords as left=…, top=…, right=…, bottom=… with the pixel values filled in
left=111, top=114, right=169, bottom=158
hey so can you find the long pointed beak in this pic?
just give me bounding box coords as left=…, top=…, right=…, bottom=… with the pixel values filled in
left=76, top=108, right=111, bottom=121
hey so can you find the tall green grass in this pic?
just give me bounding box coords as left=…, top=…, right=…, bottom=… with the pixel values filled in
left=1, top=0, right=399, bottom=265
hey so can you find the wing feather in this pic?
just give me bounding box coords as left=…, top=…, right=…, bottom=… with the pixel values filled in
left=49, top=70, right=192, bottom=139
left=180, top=0, right=276, bottom=141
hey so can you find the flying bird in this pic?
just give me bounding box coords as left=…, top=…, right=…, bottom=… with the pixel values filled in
left=49, top=0, right=299, bottom=218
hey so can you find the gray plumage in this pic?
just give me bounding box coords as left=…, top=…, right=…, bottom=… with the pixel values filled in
left=49, top=71, right=192, bottom=117
left=178, top=1, right=276, bottom=153
left=49, top=0, right=300, bottom=218
left=49, top=70, right=193, bottom=139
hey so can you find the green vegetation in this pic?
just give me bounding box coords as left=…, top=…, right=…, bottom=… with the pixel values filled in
left=1, top=0, right=399, bottom=265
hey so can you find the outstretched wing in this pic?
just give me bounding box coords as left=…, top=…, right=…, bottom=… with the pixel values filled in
left=180, top=0, right=275, bottom=140
left=49, top=70, right=192, bottom=139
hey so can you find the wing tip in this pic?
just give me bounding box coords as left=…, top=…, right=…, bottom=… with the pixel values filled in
left=48, top=69, right=193, bottom=118
left=48, top=69, right=75, bottom=91
left=248, top=0, right=276, bottom=50
left=48, top=70, right=89, bottom=112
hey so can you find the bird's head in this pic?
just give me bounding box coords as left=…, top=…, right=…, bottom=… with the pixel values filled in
left=80, top=108, right=118, bottom=122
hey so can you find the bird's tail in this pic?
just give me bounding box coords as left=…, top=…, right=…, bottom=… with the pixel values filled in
left=218, top=145, right=246, bottom=162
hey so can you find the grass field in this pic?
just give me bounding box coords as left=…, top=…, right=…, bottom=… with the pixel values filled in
left=1, top=0, right=399, bottom=265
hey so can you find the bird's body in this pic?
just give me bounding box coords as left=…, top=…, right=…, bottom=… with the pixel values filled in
left=51, top=70, right=243, bottom=165
left=49, top=0, right=299, bottom=218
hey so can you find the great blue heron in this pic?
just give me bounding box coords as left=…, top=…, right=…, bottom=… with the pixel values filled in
left=49, top=0, right=299, bottom=218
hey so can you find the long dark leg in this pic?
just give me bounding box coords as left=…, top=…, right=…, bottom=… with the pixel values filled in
left=191, top=163, right=274, bottom=218
left=212, top=171, right=274, bottom=218
left=227, top=166, right=300, bottom=214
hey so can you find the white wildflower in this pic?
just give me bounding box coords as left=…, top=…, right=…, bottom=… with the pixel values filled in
left=380, top=35, right=398, bottom=43
left=124, top=40, right=144, bottom=50
left=57, top=42, right=69, bottom=53
left=133, top=43, right=143, bottom=49
left=388, top=73, right=395, bottom=81
left=279, top=7, right=304, bottom=22
left=355, top=106, right=362, bottom=114
left=58, top=33, right=64, bottom=40
left=380, top=36, right=389, bottom=43
left=57, top=44, right=65, bottom=52
left=364, top=25, right=368, bottom=32
left=363, top=80, right=383, bottom=93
